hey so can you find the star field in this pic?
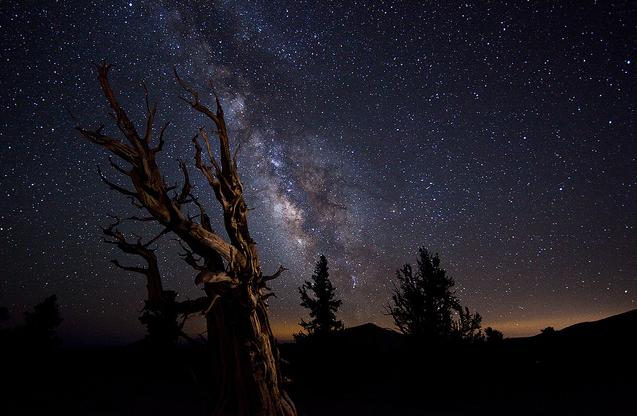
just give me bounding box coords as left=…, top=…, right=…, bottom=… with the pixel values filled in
left=0, top=1, right=635, bottom=344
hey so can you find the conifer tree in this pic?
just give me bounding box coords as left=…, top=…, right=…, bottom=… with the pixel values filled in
left=296, top=255, right=343, bottom=339
left=452, top=306, right=484, bottom=343
left=388, top=247, right=483, bottom=342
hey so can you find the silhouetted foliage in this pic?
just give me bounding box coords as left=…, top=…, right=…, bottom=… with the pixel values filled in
left=23, top=295, right=63, bottom=348
left=452, top=305, right=484, bottom=343
left=296, top=255, right=343, bottom=340
left=388, top=248, right=457, bottom=340
left=484, top=326, right=504, bottom=343
left=541, top=326, right=556, bottom=336
left=139, top=290, right=182, bottom=347
left=388, top=247, right=482, bottom=343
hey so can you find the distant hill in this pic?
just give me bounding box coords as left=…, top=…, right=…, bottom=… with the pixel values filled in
left=319, top=308, right=637, bottom=344
left=293, top=308, right=637, bottom=347
left=339, top=322, right=400, bottom=338
left=556, top=308, right=637, bottom=341
left=282, top=323, right=404, bottom=360
left=334, top=323, right=403, bottom=346
left=508, top=308, right=637, bottom=363
left=286, top=311, right=637, bottom=415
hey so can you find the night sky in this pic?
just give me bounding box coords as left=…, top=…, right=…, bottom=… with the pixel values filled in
left=1, top=1, right=635, bottom=345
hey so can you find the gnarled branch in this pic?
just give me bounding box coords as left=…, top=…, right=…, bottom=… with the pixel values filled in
left=77, top=63, right=245, bottom=268
left=264, top=265, right=287, bottom=282
left=103, top=218, right=163, bottom=307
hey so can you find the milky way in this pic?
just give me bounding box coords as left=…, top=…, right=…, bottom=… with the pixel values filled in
left=0, top=1, right=635, bottom=344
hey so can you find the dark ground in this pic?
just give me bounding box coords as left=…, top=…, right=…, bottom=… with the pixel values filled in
left=3, top=310, right=637, bottom=415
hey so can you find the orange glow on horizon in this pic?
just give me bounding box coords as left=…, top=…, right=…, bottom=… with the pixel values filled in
left=487, top=310, right=626, bottom=338
left=271, top=308, right=631, bottom=341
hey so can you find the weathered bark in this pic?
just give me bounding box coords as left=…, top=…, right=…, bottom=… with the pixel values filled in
left=77, top=63, right=296, bottom=416
left=206, top=297, right=295, bottom=416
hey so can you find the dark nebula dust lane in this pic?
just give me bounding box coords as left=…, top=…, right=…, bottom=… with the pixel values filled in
left=0, top=1, right=635, bottom=343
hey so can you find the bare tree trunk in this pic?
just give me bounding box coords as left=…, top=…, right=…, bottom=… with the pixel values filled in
left=77, top=63, right=296, bottom=416
left=207, top=298, right=295, bottom=416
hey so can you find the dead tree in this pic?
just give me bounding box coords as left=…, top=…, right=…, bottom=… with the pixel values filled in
left=103, top=218, right=207, bottom=345
left=77, top=63, right=296, bottom=416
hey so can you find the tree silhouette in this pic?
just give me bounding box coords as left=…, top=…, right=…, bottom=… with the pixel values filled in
left=23, top=295, right=62, bottom=348
left=76, top=64, right=296, bottom=415
left=388, top=247, right=482, bottom=343
left=484, top=327, right=504, bottom=343
left=388, top=248, right=458, bottom=340
left=540, top=326, right=556, bottom=336
left=102, top=218, right=206, bottom=347
left=296, top=255, right=343, bottom=339
left=453, top=305, right=484, bottom=343
left=137, top=290, right=180, bottom=345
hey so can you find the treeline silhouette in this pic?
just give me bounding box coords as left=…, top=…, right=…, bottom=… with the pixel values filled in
left=2, top=249, right=637, bottom=415
left=294, top=248, right=500, bottom=347
left=283, top=249, right=637, bottom=415
left=0, top=247, right=500, bottom=351
left=0, top=294, right=62, bottom=352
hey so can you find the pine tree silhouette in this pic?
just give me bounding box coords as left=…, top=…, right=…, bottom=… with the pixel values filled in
left=296, top=255, right=343, bottom=340
left=388, top=247, right=483, bottom=342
